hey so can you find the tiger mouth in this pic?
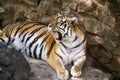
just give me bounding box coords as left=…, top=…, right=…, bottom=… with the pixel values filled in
left=54, top=31, right=62, bottom=40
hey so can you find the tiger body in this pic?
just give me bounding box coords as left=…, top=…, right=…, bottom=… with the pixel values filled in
left=0, top=14, right=86, bottom=80
left=0, top=22, right=55, bottom=61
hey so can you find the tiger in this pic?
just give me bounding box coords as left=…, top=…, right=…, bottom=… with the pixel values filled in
left=0, top=13, right=86, bottom=80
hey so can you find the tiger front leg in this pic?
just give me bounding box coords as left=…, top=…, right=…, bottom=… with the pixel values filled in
left=71, top=55, right=86, bottom=77
left=48, top=53, right=69, bottom=80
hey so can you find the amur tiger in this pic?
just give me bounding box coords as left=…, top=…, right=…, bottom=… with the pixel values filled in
left=0, top=13, right=86, bottom=80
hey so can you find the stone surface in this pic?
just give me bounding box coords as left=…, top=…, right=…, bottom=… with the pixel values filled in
left=26, top=55, right=112, bottom=80
left=0, top=43, right=31, bottom=80
left=0, top=0, right=120, bottom=79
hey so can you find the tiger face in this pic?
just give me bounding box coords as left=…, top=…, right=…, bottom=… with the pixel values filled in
left=48, top=14, right=80, bottom=42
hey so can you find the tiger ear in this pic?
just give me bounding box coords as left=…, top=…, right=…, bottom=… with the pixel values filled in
left=58, top=11, right=64, bottom=16
left=48, top=23, right=52, bottom=31
left=48, top=23, right=56, bottom=32
left=70, top=17, right=79, bottom=26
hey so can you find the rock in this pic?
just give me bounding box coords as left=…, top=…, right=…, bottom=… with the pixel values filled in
left=0, top=43, right=31, bottom=80
left=26, top=55, right=112, bottom=80
left=0, top=0, right=120, bottom=79
left=80, top=55, right=112, bottom=80
left=0, top=71, right=10, bottom=80
left=26, top=57, right=57, bottom=80
left=0, top=53, right=11, bottom=66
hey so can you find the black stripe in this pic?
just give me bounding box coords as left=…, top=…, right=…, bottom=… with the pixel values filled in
left=64, top=24, right=67, bottom=29
left=29, top=47, right=32, bottom=57
left=29, top=30, right=48, bottom=50
left=33, top=44, right=38, bottom=59
left=29, top=27, right=45, bottom=34
left=14, top=22, right=30, bottom=37
left=38, top=34, right=50, bottom=59
left=30, top=30, right=48, bottom=45
left=59, top=21, right=66, bottom=26
left=21, top=26, right=45, bottom=43
left=60, top=42, right=68, bottom=50
left=60, top=42, right=72, bottom=52
left=19, top=23, right=38, bottom=37
left=64, top=26, right=69, bottom=37
left=21, top=32, right=28, bottom=42
left=58, top=27, right=65, bottom=32
left=18, top=49, right=22, bottom=53
left=71, top=36, right=86, bottom=49
left=6, top=26, right=16, bottom=44
left=0, top=38, right=5, bottom=43
left=11, top=38, right=15, bottom=43
left=47, top=40, right=56, bottom=58
left=72, top=25, right=86, bottom=49
left=28, top=32, right=49, bottom=58
left=56, top=52, right=63, bottom=60
left=6, top=35, right=11, bottom=45
left=39, top=34, right=50, bottom=48
left=39, top=44, right=44, bottom=59
left=58, top=23, right=67, bottom=32
left=25, top=34, right=34, bottom=45
left=72, top=36, right=78, bottom=42
left=59, top=48, right=66, bottom=55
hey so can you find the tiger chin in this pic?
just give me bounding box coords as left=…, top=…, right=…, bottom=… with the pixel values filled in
left=0, top=13, right=86, bottom=80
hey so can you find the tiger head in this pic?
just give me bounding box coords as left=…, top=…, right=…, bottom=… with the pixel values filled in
left=48, top=13, right=85, bottom=42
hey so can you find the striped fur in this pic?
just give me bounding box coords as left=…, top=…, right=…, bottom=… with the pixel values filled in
left=0, top=14, right=86, bottom=80
left=0, top=22, right=55, bottom=61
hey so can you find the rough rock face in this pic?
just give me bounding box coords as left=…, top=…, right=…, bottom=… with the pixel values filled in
left=0, top=43, right=31, bottom=80
left=0, top=0, right=120, bottom=79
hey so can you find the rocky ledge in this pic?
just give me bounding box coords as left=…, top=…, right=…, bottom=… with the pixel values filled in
left=0, top=43, right=112, bottom=80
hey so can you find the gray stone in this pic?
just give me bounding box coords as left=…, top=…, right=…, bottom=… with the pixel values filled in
left=0, top=43, right=31, bottom=80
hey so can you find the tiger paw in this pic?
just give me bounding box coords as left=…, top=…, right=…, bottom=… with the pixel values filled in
left=71, top=66, right=81, bottom=77
left=57, top=69, right=69, bottom=80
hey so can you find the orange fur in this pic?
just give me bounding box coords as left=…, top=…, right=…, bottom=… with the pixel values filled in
left=48, top=44, right=68, bottom=79
left=74, top=59, right=86, bottom=73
